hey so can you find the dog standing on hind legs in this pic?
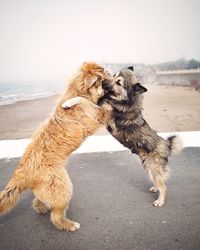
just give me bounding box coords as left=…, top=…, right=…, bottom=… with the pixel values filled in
left=98, top=66, right=182, bottom=207
left=0, top=62, right=127, bottom=231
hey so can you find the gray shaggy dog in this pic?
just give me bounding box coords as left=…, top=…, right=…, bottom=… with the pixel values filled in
left=98, top=66, right=182, bottom=207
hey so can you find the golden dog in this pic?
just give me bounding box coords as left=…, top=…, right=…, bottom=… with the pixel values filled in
left=0, top=62, right=125, bottom=231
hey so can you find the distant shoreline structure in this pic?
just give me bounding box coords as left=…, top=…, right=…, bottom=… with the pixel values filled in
left=157, top=68, right=200, bottom=75
left=104, top=61, right=200, bottom=86
left=155, top=69, right=200, bottom=86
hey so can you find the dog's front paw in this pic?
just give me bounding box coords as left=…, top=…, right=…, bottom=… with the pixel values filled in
left=62, top=97, right=83, bottom=109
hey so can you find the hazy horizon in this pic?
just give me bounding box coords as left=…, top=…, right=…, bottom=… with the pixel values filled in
left=0, top=0, right=199, bottom=82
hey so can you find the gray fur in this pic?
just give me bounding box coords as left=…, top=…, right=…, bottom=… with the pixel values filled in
left=99, top=68, right=182, bottom=206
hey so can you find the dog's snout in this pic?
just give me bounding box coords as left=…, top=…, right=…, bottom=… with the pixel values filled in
left=120, top=87, right=128, bottom=100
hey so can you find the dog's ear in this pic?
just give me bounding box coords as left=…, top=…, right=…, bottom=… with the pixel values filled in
left=84, top=75, right=98, bottom=89
left=127, top=66, right=134, bottom=71
left=133, top=83, right=147, bottom=94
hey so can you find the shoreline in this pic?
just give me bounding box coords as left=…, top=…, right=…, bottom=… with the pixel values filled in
left=0, top=93, right=59, bottom=109
left=0, top=85, right=200, bottom=140
left=0, top=84, right=194, bottom=109
left=0, top=94, right=59, bottom=139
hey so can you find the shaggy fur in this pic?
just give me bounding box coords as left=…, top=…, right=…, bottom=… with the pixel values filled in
left=0, top=62, right=114, bottom=231
left=98, top=67, right=182, bottom=207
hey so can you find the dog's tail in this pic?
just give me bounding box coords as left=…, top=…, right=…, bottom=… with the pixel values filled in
left=0, top=169, right=27, bottom=214
left=167, top=135, right=182, bottom=156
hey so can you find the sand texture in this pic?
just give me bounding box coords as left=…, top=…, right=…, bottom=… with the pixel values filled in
left=0, top=85, right=199, bottom=140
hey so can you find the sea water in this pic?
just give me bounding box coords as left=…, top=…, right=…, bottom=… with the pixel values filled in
left=0, top=81, right=65, bottom=106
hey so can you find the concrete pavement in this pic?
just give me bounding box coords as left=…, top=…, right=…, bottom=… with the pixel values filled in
left=0, top=148, right=200, bottom=250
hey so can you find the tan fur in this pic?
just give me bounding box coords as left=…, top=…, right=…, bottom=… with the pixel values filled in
left=0, top=62, right=112, bottom=231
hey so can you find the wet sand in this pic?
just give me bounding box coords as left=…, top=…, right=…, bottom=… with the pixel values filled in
left=0, top=85, right=200, bottom=140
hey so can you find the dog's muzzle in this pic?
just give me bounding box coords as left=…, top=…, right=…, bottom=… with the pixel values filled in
left=102, top=80, right=128, bottom=100
left=120, top=86, right=128, bottom=100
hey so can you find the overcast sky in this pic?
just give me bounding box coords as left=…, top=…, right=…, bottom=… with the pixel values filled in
left=0, top=0, right=199, bottom=82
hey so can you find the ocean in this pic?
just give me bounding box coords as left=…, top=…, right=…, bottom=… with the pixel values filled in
left=0, top=81, right=65, bottom=106
left=0, top=64, right=136, bottom=107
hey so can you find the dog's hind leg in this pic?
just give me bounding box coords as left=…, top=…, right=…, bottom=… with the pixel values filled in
left=33, top=170, right=80, bottom=231
left=144, top=157, right=169, bottom=207
left=50, top=206, right=80, bottom=231
left=151, top=176, right=167, bottom=207
left=32, top=198, right=50, bottom=214
left=50, top=187, right=80, bottom=231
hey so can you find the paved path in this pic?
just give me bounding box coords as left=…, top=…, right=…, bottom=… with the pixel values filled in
left=0, top=148, right=200, bottom=250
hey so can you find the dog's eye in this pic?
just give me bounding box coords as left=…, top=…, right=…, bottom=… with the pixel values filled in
left=116, top=80, right=121, bottom=86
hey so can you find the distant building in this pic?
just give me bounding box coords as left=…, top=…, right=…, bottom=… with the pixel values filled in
left=103, top=63, right=157, bottom=84
left=156, top=69, right=200, bottom=86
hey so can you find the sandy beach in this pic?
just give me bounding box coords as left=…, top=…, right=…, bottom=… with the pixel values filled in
left=0, top=85, right=200, bottom=140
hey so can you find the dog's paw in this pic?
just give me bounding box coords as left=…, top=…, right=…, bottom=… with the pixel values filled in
left=52, top=218, right=80, bottom=231
left=62, top=97, right=83, bottom=109
left=149, top=186, right=158, bottom=193
left=153, top=199, right=164, bottom=207
left=69, top=222, right=80, bottom=231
